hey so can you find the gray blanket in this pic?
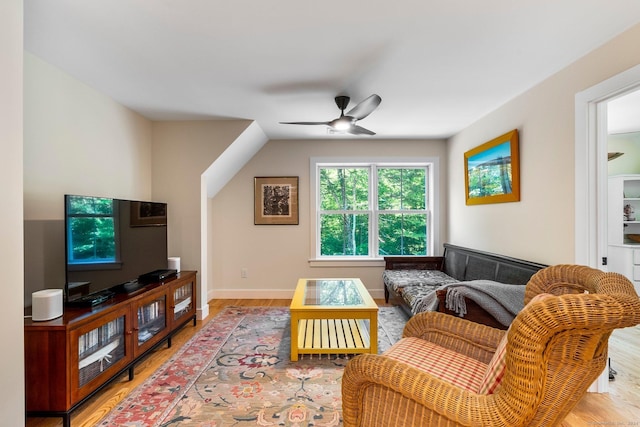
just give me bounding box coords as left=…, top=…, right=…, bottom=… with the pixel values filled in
left=416, top=280, right=526, bottom=327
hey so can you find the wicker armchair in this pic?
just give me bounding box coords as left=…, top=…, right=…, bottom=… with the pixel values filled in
left=342, top=265, right=640, bottom=426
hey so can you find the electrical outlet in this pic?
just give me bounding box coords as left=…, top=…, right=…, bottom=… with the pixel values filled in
left=241, top=268, right=248, bottom=278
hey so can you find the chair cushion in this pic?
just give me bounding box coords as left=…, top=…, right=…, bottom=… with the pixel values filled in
left=384, top=336, right=487, bottom=392
left=477, top=330, right=508, bottom=394
left=478, top=292, right=553, bottom=394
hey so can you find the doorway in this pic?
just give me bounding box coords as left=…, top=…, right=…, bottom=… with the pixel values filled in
left=575, top=64, right=640, bottom=269
left=575, top=63, right=640, bottom=393
left=606, top=89, right=640, bottom=293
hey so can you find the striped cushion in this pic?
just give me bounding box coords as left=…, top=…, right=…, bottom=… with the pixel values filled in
left=477, top=331, right=508, bottom=394
left=384, top=336, right=486, bottom=392
left=478, top=292, right=554, bottom=394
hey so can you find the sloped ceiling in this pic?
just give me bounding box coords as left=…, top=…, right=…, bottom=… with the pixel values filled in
left=24, top=0, right=640, bottom=140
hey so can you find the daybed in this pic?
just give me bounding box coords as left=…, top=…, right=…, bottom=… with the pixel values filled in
left=383, top=243, right=547, bottom=329
left=343, top=264, right=640, bottom=427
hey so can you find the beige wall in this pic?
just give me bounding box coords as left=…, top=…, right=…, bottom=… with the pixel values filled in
left=24, top=53, right=154, bottom=214
left=447, top=23, right=640, bottom=265
left=1, top=0, right=24, bottom=424
left=210, top=138, right=447, bottom=299
left=151, top=120, right=253, bottom=311
left=23, top=52, right=153, bottom=304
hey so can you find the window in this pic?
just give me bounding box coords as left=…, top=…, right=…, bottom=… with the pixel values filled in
left=313, top=159, right=437, bottom=260
left=377, top=167, right=428, bottom=256
left=66, top=196, right=119, bottom=265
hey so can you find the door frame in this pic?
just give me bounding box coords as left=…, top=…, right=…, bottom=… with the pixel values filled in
left=575, top=64, right=640, bottom=267
left=574, top=63, right=640, bottom=393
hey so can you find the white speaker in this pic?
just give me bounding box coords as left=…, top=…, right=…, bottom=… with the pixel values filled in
left=168, top=256, right=181, bottom=272
left=32, top=289, right=63, bottom=321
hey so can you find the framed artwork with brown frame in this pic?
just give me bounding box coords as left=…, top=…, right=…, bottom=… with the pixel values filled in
left=464, top=129, right=520, bottom=205
left=254, top=176, right=299, bottom=225
left=130, top=201, right=167, bottom=226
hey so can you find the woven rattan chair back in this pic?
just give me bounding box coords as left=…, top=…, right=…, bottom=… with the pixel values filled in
left=510, top=265, right=640, bottom=425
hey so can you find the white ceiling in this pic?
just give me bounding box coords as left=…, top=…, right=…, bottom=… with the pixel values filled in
left=24, top=0, right=640, bottom=140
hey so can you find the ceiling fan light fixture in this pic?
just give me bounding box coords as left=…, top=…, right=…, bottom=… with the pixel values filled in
left=331, top=117, right=353, bottom=131
left=280, top=94, right=381, bottom=136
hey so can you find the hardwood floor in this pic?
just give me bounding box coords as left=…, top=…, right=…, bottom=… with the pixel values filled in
left=561, top=324, right=640, bottom=426
left=25, top=299, right=640, bottom=427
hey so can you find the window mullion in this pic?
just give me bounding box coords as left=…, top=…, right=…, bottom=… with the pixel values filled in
left=316, top=165, right=322, bottom=258
left=371, top=165, right=378, bottom=258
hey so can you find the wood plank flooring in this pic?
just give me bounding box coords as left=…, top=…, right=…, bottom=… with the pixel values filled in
left=25, top=299, right=639, bottom=427
left=561, top=324, right=640, bottom=426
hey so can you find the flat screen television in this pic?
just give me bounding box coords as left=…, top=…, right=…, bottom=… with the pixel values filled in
left=64, top=194, right=169, bottom=303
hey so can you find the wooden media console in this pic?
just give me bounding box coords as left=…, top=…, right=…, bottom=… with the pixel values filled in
left=24, top=271, right=197, bottom=427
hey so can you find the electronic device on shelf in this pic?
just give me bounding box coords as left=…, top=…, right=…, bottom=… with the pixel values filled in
left=63, top=194, right=169, bottom=305
left=65, top=289, right=116, bottom=308
left=138, top=269, right=178, bottom=284
left=110, top=268, right=178, bottom=294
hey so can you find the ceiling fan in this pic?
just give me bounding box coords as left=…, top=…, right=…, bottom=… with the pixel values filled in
left=280, top=94, right=382, bottom=135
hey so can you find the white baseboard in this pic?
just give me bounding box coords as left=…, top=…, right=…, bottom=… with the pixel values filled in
left=196, top=304, right=209, bottom=321
left=210, top=289, right=295, bottom=300
left=370, top=289, right=385, bottom=299
left=207, top=288, right=385, bottom=301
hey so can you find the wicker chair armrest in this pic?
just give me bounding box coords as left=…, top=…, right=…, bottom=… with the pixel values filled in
left=403, top=311, right=505, bottom=363
left=342, top=353, right=500, bottom=427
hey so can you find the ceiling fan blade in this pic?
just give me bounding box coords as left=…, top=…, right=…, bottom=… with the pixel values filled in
left=279, top=121, right=330, bottom=126
left=346, top=94, right=382, bottom=120
left=348, top=125, right=376, bottom=136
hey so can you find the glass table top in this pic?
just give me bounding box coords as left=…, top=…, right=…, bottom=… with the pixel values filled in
left=303, top=279, right=364, bottom=306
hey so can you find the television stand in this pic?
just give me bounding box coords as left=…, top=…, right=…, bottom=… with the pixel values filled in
left=24, top=271, right=197, bottom=427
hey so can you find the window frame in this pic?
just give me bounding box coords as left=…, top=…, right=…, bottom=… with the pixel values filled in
left=310, top=157, right=440, bottom=264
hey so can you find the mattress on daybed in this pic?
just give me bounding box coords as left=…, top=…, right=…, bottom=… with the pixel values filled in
left=382, top=269, right=458, bottom=314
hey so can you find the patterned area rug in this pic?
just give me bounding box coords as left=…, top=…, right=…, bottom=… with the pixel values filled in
left=98, top=306, right=408, bottom=426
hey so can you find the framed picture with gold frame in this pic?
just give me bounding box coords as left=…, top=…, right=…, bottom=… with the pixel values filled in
left=464, top=129, right=520, bottom=205
left=254, top=176, right=299, bottom=225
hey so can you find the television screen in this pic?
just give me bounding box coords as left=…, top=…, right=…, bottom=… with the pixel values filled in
left=64, top=195, right=168, bottom=302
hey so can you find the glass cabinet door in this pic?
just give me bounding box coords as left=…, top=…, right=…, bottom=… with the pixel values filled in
left=70, top=304, right=132, bottom=404
left=77, top=316, right=126, bottom=388
left=136, top=294, right=167, bottom=347
left=172, top=281, right=193, bottom=323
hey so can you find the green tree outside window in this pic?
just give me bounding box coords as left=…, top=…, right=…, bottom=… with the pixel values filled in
left=318, top=165, right=429, bottom=257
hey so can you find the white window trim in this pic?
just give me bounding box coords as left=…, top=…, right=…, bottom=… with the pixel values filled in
left=309, top=156, right=440, bottom=266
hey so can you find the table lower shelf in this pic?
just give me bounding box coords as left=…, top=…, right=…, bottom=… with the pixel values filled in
left=295, top=318, right=371, bottom=357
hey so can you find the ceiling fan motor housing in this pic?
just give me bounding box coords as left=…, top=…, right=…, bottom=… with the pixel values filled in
left=335, top=96, right=350, bottom=112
